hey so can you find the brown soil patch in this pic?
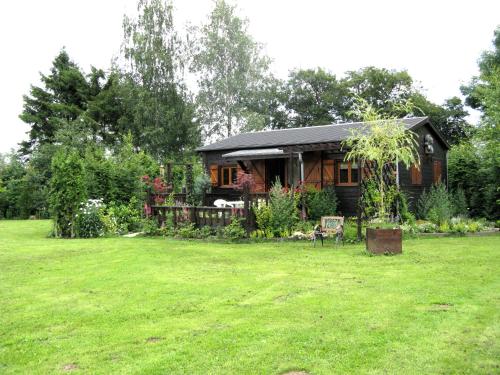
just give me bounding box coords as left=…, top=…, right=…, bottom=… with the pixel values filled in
left=429, top=303, right=453, bottom=311
left=146, top=336, right=162, bottom=343
left=62, top=363, right=78, bottom=371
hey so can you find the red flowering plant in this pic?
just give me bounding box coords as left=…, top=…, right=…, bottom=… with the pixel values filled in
left=143, top=175, right=169, bottom=206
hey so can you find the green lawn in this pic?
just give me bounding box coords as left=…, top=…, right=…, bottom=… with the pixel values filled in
left=0, top=220, right=499, bottom=374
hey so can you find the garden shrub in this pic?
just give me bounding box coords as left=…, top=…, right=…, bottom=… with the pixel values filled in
left=391, top=190, right=415, bottom=224
left=223, top=217, right=247, bottom=240
left=292, top=220, right=314, bottom=234
left=267, top=180, right=299, bottom=236
left=142, top=217, right=160, bottom=236
left=176, top=222, right=199, bottom=239
left=452, top=188, right=468, bottom=217
left=75, top=199, right=105, bottom=238
left=198, top=225, right=215, bottom=239
left=416, top=184, right=453, bottom=225
left=105, top=197, right=142, bottom=234
left=253, top=203, right=272, bottom=234
left=191, top=173, right=211, bottom=206
left=50, top=150, right=86, bottom=238
left=305, top=185, right=338, bottom=221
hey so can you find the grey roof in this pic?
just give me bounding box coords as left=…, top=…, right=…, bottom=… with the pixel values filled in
left=197, top=117, right=429, bottom=152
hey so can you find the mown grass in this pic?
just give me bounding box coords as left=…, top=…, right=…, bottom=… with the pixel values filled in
left=0, top=220, right=499, bottom=374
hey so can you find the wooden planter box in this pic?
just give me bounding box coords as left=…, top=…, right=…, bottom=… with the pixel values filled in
left=366, top=228, right=402, bottom=254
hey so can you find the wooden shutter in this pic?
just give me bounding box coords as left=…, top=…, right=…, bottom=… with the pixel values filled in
left=210, top=164, right=218, bottom=186
left=304, top=158, right=321, bottom=189
left=322, top=159, right=334, bottom=186
left=411, top=164, right=422, bottom=185
left=433, top=160, right=442, bottom=184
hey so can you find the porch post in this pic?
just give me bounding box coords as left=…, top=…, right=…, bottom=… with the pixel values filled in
left=357, top=159, right=363, bottom=241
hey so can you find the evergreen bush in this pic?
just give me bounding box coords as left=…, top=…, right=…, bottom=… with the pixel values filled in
left=305, top=185, right=338, bottom=221
left=50, top=150, right=86, bottom=238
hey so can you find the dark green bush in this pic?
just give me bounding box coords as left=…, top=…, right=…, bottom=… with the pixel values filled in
left=50, top=150, right=86, bottom=238
left=106, top=197, right=142, bottom=234
left=268, top=180, right=299, bottom=235
left=452, top=188, right=468, bottom=217
left=416, top=184, right=453, bottom=225
left=305, top=185, right=338, bottom=221
left=223, top=217, right=247, bottom=240
left=176, top=222, right=199, bottom=239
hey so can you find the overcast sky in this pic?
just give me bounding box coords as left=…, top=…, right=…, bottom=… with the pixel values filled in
left=0, top=0, right=498, bottom=153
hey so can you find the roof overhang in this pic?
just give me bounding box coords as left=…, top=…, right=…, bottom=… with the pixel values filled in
left=221, top=148, right=287, bottom=161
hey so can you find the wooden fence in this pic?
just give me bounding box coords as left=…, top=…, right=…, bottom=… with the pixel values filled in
left=151, top=205, right=248, bottom=229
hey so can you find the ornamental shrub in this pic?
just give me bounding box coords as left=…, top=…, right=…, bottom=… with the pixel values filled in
left=75, top=199, right=105, bottom=238
left=267, top=180, right=299, bottom=236
left=305, top=185, right=338, bottom=221
left=253, top=203, right=272, bottom=234
left=416, top=184, right=453, bottom=225
left=452, top=188, right=468, bottom=217
left=176, top=222, right=199, bottom=239
left=223, top=217, right=247, bottom=240
left=105, top=197, right=142, bottom=234
left=50, top=150, right=86, bottom=238
left=191, top=173, right=211, bottom=206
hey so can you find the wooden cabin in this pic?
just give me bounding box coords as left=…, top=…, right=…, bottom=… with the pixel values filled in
left=197, top=117, right=449, bottom=216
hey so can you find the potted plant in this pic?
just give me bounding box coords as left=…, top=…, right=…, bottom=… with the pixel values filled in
left=342, top=99, right=419, bottom=254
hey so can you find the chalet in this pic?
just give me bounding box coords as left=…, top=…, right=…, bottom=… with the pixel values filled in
left=197, top=117, right=449, bottom=216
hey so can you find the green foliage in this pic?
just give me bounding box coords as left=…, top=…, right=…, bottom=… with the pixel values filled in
left=252, top=181, right=301, bottom=237
left=452, top=188, right=468, bottom=217
left=457, top=27, right=500, bottom=220
left=105, top=197, right=142, bottom=235
left=304, top=185, right=338, bottom=221
left=343, top=98, right=419, bottom=219
left=75, top=199, right=105, bottom=238
left=416, top=184, right=453, bottom=225
left=291, top=220, right=314, bottom=234
left=176, top=222, right=199, bottom=239
left=190, top=0, right=271, bottom=138
left=282, top=68, right=347, bottom=128
left=448, top=140, right=499, bottom=220
left=122, top=0, right=200, bottom=159
left=223, top=217, right=247, bottom=240
left=142, top=218, right=161, bottom=236
left=391, top=190, right=415, bottom=224
left=192, top=173, right=211, bottom=206
left=267, top=180, right=299, bottom=236
left=253, top=203, right=273, bottom=236
left=49, top=150, right=86, bottom=238
left=19, top=50, right=95, bottom=155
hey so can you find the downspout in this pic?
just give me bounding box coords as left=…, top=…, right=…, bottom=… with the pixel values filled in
left=298, top=152, right=304, bottom=183
left=298, top=152, right=306, bottom=221
left=445, top=151, right=449, bottom=189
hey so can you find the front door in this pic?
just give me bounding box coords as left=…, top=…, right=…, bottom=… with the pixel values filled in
left=265, top=159, right=286, bottom=191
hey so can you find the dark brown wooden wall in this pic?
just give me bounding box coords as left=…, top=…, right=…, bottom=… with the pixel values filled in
left=399, top=123, right=448, bottom=210
left=200, top=122, right=448, bottom=216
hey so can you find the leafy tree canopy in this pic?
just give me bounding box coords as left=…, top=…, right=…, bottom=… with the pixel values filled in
left=190, top=0, right=271, bottom=139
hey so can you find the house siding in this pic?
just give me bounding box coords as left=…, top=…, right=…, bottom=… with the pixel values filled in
left=200, top=121, right=448, bottom=217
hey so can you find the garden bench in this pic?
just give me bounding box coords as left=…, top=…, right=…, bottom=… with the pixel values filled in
left=312, top=216, right=344, bottom=247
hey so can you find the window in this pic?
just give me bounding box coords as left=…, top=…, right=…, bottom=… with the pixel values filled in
left=410, top=163, right=422, bottom=185
left=221, top=166, right=238, bottom=186
left=433, top=160, right=442, bottom=184
left=336, top=161, right=358, bottom=186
